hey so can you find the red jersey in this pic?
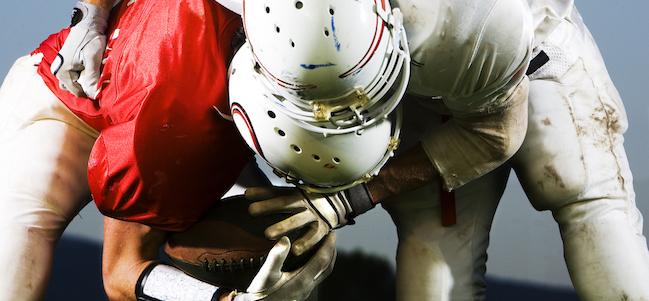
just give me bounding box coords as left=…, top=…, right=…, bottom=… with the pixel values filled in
left=34, top=0, right=253, bottom=232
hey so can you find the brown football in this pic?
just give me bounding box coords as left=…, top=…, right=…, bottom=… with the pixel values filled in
left=163, top=194, right=310, bottom=290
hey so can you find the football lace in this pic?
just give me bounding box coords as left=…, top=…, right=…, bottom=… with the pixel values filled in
left=202, top=256, right=267, bottom=273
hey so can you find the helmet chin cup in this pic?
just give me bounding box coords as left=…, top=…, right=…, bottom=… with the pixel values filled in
left=230, top=0, right=410, bottom=191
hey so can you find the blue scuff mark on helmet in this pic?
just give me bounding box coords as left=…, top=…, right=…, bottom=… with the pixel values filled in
left=301, top=62, right=336, bottom=69
left=331, top=16, right=341, bottom=51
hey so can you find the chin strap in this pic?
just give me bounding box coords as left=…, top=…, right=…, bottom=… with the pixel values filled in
left=440, top=182, right=457, bottom=226
left=439, top=114, right=457, bottom=227
left=135, top=262, right=230, bottom=301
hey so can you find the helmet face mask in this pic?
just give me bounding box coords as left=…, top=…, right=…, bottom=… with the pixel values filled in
left=229, top=0, right=410, bottom=192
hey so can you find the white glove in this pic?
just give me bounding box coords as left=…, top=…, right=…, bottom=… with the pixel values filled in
left=50, top=2, right=109, bottom=98
left=246, top=184, right=375, bottom=256
left=227, top=233, right=337, bottom=301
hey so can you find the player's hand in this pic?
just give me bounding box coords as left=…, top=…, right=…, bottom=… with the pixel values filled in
left=246, top=185, right=374, bottom=256
left=230, top=233, right=337, bottom=301
left=50, top=2, right=109, bottom=98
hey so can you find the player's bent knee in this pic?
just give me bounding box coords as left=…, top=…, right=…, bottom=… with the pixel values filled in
left=395, top=235, right=453, bottom=300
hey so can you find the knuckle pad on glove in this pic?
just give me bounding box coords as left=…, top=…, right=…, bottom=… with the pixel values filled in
left=249, top=200, right=287, bottom=217
left=264, top=211, right=314, bottom=240
left=249, top=197, right=302, bottom=216
left=245, top=187, right=293, bottom=200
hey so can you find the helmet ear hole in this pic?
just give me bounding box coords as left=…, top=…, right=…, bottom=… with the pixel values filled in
left=275, top=128, right=286, bottom=137
left=295, top=1, right=303, bottom=9
left=312, top=154, right=321, bottom=161
left=291, top=144, right=302, bottom=154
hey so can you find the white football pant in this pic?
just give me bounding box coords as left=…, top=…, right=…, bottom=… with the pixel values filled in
left=0, top=54, right=99, bottom=301
left=383, top=8, right=649, bottom=301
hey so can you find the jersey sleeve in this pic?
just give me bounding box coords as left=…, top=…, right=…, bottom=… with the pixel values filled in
left=422, top=77, right=529, bottom=191
left=87, top=0, right=253, bottom=232
left=397, top=0, right=534, bottom=190
left=88, top=114, right=253, bottom=232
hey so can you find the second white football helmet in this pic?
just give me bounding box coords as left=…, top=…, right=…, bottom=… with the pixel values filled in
left=229, top=0, right=410, bottom=192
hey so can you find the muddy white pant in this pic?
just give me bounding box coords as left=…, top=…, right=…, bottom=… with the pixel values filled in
left=0, top=54, right=99, bottom=301
left=383, top=9, right=649, bottom=301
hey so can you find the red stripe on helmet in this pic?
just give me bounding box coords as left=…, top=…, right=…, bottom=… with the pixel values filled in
left=340, top=0, right=385, bottom=78
left=231, top=102, right=264, bottom=158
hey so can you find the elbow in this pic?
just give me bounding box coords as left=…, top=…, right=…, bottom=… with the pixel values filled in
left=102, top=261, right=136, bottom=301
left=485, top=105, right=527, bottom=165
left=490, top=77, right=529, bottom=163
left=495, top=123, right=526, bottom=163
left=102, top=265, right=126, bottom=301
left=500, top=91, right=528, bottom=161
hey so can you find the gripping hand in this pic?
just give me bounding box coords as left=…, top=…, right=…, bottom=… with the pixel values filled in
left=246, top=184, right=375, bottom=256
left=50, top=2, right=109, bottom=98
left=230, top=233, right=337, bottom=301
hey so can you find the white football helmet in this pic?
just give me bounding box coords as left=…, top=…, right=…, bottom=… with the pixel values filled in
left=229, top=0, right=410, bottom=192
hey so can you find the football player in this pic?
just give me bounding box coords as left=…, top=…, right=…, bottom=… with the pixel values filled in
left=232, top=0, right=649, bottom=300
left=0, top=0, right=334, bottom=300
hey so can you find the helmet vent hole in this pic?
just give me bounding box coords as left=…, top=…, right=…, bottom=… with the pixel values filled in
left=265, top=6, right=270, bottom=13
left=276, top=128, right=286, bottom=137
left=312, top=155, right=321, bottom=161
left=267, top=111, right=276, bottom=118
left=329, top=7, right=334, bottom=15
left=290, top=39, right=295, bottom=48
left=332, top=157, right=341, bottom=164
left=275, top=25, right=280, bottom=33
left=324, top=28, right=330, bottom=36
left=295, top=1, right=303, bottom=9
left=291, top=145, right=302, bottom=154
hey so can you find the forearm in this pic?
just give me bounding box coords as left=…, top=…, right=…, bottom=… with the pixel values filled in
left=368, top=78, right=529, bottom=200
left=102, top=217, right=234, bottom=301
left=102, top=217, right=169, bottom=301
left=421, top=77, right=529, bottom=191
left=367, top=143, right=440, bottom=203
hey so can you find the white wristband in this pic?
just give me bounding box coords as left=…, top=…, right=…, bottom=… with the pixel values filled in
left=137, top=263, right=222, bottom=301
